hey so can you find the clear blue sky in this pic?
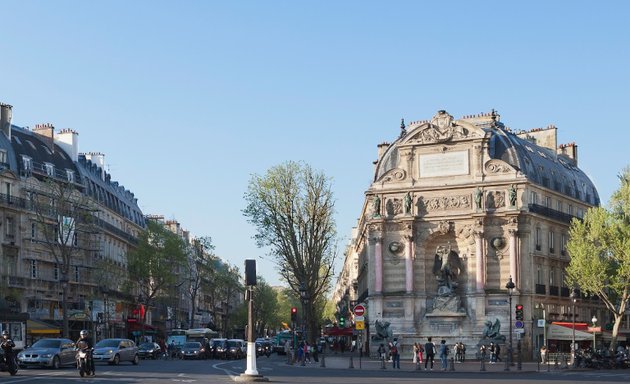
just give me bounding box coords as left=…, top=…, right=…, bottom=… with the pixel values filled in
left=3, top=1, right=628, bottom=286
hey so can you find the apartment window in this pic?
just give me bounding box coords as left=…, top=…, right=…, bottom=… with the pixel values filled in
left=577, top=208, right=584, bottom=218
left=5, top=216, right=15, bottom=237
left=74, top=266, right=80, bottom=283
left=5, top=182, right=11, bottom=198
left=22, top=155, right=32, bottom=173
left=66, top=169, right=75, bottom=183
left=31, top=260, right=38, bottom=278
left=536, top=265, right=544, bottom=284
left=561, top=234, right=567, bottom=255
left=54, top=263, right=59, bottom=281
left=545, top=196, right=551, bottom=208
left=550, top=267, right=556, bottom=286
left=44, top=162, right=54, bottom=177
left=549, top=231, right=555, bottom=253
left=557, top=200, right=562, bottom=212
left=531, top=191, right=538, bottom=205
left=31, top=222, right=36, bottom=239
left=0, top=149, right=7, bottom=164
left=568, top=205, right=574, bottom=216
left=535, top=227, right=542, bottom=251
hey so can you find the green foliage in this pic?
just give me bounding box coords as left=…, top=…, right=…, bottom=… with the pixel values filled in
left=566, top=166, right=630, bottom=350
left=127, top=219, right=188, bottom=310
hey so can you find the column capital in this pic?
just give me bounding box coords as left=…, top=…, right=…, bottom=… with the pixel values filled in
left=368, top=236, right=383, bottom=245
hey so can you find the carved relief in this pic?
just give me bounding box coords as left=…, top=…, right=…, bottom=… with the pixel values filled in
left=386, top=198, right=403, bottom=216
left=406, top=110, right=471, bottom=144
left=378, top=168, right=406, bottom=183
left=430, top=220, right=451, bottom=235
left=424, top=194, right=471, bottom=211
left=485, top=191, right=505, bottom=209
left=484, top=159, right=514, bottom=173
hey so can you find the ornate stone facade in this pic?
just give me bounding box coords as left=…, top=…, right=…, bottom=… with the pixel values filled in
left=335, top=110, right=601, bottom=360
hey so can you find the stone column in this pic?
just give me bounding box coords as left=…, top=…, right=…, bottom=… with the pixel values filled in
left=374, top=237, right=383, bottom=294
left=474, top=231, right=485, bottom=292
left=405, top=235, right=414, bottom=293
left=509, top=229, right=518, bottom=288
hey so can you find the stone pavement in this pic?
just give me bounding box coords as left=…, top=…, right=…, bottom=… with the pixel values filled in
left=286, top=354, right=553, bottom=373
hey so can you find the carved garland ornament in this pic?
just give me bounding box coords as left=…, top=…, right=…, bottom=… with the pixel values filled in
left=484, top=159, right=514, bottom=173
left=406, top=110, right=471, bottom=144
left=424, top=195, right=471, bottom=211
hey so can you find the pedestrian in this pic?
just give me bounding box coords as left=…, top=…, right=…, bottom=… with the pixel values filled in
left=413, top=342, right=418, bottom=364
left=284, top=339, right=291, bottom=364
left=439, top=340, right=448, bottom=371
left=417, top=342, right=424, bottom=365
left=489, top=342, right=496, bottom=363
left=496, top=343, right=502, bottom=362
left=540, top=345, right=547, bottom=364
left=424, top=337, right=435, bottom=370
left=377, top=343, right=387, bottom=361
left=390, top=338, right=400, bottom=369
left=460, top=342, right=466, bottom=363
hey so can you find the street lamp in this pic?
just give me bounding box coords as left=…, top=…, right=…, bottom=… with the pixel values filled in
left=591, top=316, right=597, bottom=352
left=570, top=288, right=577, bottom=368
left=505, top=276, right=515, bottom=372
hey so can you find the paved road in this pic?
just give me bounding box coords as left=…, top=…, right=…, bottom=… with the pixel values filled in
left=1, top=354, right=630, bottom=383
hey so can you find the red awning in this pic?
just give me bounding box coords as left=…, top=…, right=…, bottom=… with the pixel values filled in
left=551, top=322, right=589, bottom=331
left=323, top=327, right=353, bottom=336
left=127, top=321, right=156, bottom=332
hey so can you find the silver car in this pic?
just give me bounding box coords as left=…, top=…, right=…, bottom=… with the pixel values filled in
left=17, top=338, right=76, bottom=369
left=92, top=338, right=139, bottom=365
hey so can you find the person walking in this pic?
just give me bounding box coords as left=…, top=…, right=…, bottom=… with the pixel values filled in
left=413, top=342, right=418, bottom=364
left=495, top=343, right=502, bottom=362
left=424, top=337, right=435, bottom=370
left=489, top=342, right=497, bottom=363
left=540, top=345, right=547, bottom=364
left=439, top=340, right=448, bottom=371
left=390, top=338, right=400, bottom=369
left=417, top=342, right=424, bottom=365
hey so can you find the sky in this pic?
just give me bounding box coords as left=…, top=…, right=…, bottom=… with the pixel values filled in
left=2, top=1, right=629, bottom=287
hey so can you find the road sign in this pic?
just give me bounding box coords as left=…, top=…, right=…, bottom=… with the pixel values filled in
left=354, top=316, right=364, bottom=322
left=355, top=320, right=365, bottom=330
left=515, top=320, right=524, bottom=329
left=588, top=326, right=601, bottom=332
left=353, top=304, right=365, bottom=317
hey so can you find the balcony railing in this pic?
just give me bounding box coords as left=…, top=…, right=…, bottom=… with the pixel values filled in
left=535, top=284, right=546, bottom=295
left=529, top=204, right=579, bottom=224
left=549, top=285, right=559, bottom=296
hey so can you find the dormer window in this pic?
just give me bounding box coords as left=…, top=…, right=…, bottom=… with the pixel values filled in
left=44, top=162, right=55, bottom=177
left=0, top=149, right=7, bottom=164
left=66, top=169, right=75, bottom=183
left=21, top=156, right=32, bottom=175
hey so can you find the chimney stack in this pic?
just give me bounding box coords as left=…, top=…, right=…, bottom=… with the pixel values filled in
left=33, top=123, right=55, bottom=153
left=56, top=129, right=80, bottom=162
left=0, top=103, right=13, bottom=140
left=84, top=152, right=106, bottom=181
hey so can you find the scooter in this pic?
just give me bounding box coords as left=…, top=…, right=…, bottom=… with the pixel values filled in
left=0, top=352, right=18, bottom=376
left=76, top=348, right=93, bottom=377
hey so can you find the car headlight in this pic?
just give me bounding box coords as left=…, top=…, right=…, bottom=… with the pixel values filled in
left=148, top=349, right=154, bottom=353
left=41, top=354, right=52, bottom=358
left=17, top=353, right=24, bottom=359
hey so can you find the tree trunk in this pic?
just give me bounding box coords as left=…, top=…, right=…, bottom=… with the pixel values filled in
left=610, top=313, right=622, bottom=352
left=61, top=274, right=69, bottom=338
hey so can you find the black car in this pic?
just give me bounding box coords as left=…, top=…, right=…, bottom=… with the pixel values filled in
left=137, top=342, right=162, bottom=359
left=255, top=339, right=272, bottom=358
left=209, top=338, right=227, bottom=359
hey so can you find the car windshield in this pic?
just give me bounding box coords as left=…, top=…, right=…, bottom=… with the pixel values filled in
left=95, top=340, right=121, bottom=348
left=139, top=343, right=155, bottom=349
left=184, top=342, right=200, bottom=348
left=212, top=340, right=225, bottom=347
left=31, top=340, right=61, bottom=348
left=227, top=341, right=241, bottom=348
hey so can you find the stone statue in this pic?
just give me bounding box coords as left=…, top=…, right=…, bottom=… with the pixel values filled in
left=482, top=319, right=506, bottom=342
left=509, top=184, right=517, bottom=206
left=372, top=195, right=381, bottom=217
left=404, top=192, right=412, bottom=215
left=373, top=320, right=393, bottom=340
left=431, top=244, right=464, bottom=296
left=474, top=187, right=483, bottom=209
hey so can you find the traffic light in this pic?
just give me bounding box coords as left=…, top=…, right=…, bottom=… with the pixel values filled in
left=339, top=315, right=345, bottom=327
left=515, top=304, right=524, bottom=321
left=290, top=307, right=297, bottom=323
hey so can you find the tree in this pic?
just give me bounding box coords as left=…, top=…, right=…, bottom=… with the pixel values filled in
left=127, top=219, right=187, bottom=327
left=243, top=161, right=337, bottom=343
left=251, top=277, right=279, bottom=337
left=29, top=178, right=99, bottom=338
left=566, top=166, right=630, bottom=351
left=185, top=236, right=215, bottom=329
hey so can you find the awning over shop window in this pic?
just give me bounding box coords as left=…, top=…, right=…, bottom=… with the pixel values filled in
left=547, top=324, right=592, bottom=341
left=27, top=319, right=61, bottom=335
left=322, top=326, right=353, bottom=336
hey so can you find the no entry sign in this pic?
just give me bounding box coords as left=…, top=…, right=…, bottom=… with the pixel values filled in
left=353, top=304, right=365, bottom=317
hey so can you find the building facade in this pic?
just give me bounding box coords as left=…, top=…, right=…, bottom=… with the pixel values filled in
left=336, top=109, right=612, bottom=358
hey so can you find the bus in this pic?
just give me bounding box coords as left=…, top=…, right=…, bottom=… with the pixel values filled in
left=185, top=328, right=218, bottom=344
left=166, top=329, right=187, bottom=348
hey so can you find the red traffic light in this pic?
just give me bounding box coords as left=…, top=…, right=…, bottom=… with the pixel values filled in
left=291, top=307, right=297, bottom=314
left=516, top=304, right=523, bottom=310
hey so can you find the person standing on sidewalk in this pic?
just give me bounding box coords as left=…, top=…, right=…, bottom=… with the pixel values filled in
left=390, top=338, right=400, bottom=369
left=439, top=340, right=448, bottom=371
left=424, top=337, right=435, bottom=370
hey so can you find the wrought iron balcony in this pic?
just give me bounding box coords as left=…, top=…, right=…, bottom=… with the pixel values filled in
left=528, top=204, right=579, bottom=224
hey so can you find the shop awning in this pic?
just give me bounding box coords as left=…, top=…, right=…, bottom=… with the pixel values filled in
left=547, top=324, right=592, bottom=341
left=323, top=326, right=353, bottom=336
left=27, top=319, right=61, bottom=335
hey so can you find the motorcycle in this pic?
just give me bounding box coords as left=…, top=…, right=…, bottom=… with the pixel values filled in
left=0, top=351, right=18, bottom=376
left=76, top=347, right=93, bottom=377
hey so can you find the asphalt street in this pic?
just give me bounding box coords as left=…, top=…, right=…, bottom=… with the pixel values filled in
left=1, top=353, right=630, bottom=384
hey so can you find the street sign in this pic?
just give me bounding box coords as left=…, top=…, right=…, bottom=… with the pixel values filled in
left=588, top=326, right=601, bottom=332
left=355, top=320, right=365, bottom=330
left=353, top=304, right=366, bottom=317
left=354, top=316, right=364, bottom=322
left=537, top=319, right=545, bottom=328
left=515, top=320, right=524, bottom=329
left=515, top=328, right=525, bottom=334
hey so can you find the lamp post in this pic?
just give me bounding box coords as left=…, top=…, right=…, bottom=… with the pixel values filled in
left=570, top=288, right=577, bottom=368
left=299, top=283, right=309, bottom=366
left=591, top=316, right=597, bottom=352
left=505, top=276, right=515, bottom=372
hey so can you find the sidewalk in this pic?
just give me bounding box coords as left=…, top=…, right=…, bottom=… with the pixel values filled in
left=286, top=354, right=550, bottom=373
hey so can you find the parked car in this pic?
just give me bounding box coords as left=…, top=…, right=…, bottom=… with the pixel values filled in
left=226, top=339, right=246, bottom=359
left=137, top=342, right=162, bottom=360
left=179, top=342, right=206, bottom=360
left=92, top=338, right=139, bottom=365
left=210, top=338, right=228, bottom=359
left=16, top=338, right=76, bottom=369
left=255, top=338, right=272, bottom=358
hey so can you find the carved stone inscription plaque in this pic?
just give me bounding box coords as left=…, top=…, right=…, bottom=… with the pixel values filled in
left=419, top=151, right=469, bottom=178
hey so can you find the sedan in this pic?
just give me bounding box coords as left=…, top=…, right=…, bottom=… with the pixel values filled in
left=179, top=342, right=206, bottom=360
left=17, top=338, right=76, bottom=369
left=93, top=338, right=139, bottom=365
left=137, top=342, right=162, bottom=359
